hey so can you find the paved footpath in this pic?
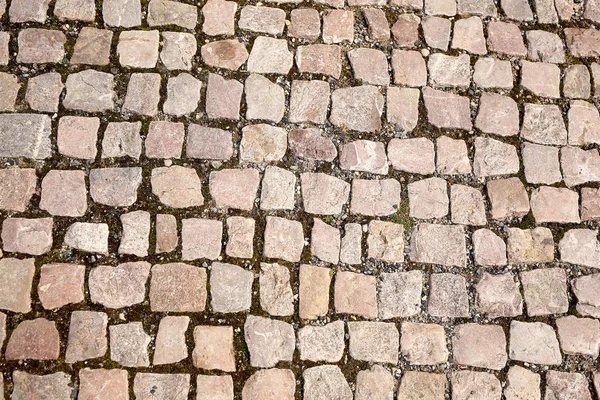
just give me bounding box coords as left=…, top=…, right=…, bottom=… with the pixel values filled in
left=1, top=0, right=600, bottom=398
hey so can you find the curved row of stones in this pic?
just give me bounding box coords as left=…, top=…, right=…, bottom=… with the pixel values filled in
left=2, top=0, right=600, bottom=398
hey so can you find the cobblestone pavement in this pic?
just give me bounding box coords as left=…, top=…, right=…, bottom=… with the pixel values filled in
left=2, top=0, right=600, bottom=398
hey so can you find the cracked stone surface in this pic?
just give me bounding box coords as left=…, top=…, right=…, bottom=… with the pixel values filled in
left=0, top=1, right=599, bottom=397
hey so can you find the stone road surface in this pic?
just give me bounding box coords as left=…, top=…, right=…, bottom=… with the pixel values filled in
left=1, top=0, right=600, bottom=398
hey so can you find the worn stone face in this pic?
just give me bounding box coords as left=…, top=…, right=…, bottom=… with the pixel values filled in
left=0, top=258, right=35, bottom=313
left=509, top=321, right=561, bottom=365
left=476, top=93, right=519, bottom=136
left=522, top=143, right=561, bottom=184
left=348, top=321, right=399, bottom=364
left=521, top=103, right=567, bottom=145
left=531, top=187, right=580, bottom=223
left=89, top=262, right=150, bottom=308
left=240, top=124, right=287, bottom=164
left=163, top=73, right=201, bottom=116
left=301, top=173, right=350, bottom=215
left=505, top=366, right=540, bottom=400
left=38, top=263, right=85, bottom=310
left=181, top=218, right=222, bottom=260
left=64, top=222, right=109, bottom=254
left=63, top=70, right=115, bottom=112
left=363, top=8, right=390, bottom=40
left=378, top=271, right=421, bottom=319
left=427, top=273, right=470, bottom=318
left=573, top=273, right=600, bottom=317
left=245, top=315, right=294, bottom=368
left=304, top=366, right=352, bottom=400
left=452, top=324, right=507, bottom=370
left=450, top=184, right=486, bottom=226
left=153, top=316, right=190, bottom=365
left=90, top=167, right=142, bottom=207
left=487, top=178, right=530, bottom=220
left=17, top=28, right=65, bottom=63
left=147, top=0, right=197, bottom=29
left=201, top=39, right=248, bottom=71
left=12, top=372, right=73, bottom=400
left=79, top=369, right=129, bottom=400
left=367, top=220, right=405, bottom=263
left=71, top=28, right=113, bottom=65
left=210, top=168, right=260, bottom=211
left=103, top=0, right=141, bottom=27
left=391, top=13, right=420, bottom=47
left=151, top=166, right=204, bottom=209
left=210, top=262, right=253, bottom=313
left=408, top=177, right=448, bottom=219
left=25, top=72, right=63, bottom=113
left=476, top=272, right=522, bottom=318
left=341, top=223, right=362, bottom=265
left=451, top=371, right=501, bottom=400
left=423, top=87, right=472, bottom=130
left=397, top=371, right=447, bottom=400
left=247, top=37, right=293, bottom=74
left=289, top=80, right=330, bottom=124
left=0, top=168, right=37, bottom=212
left=330, top=85, right=384, bottom=133
left=556, top=315, right=600, bottom=357
left=0, top=114, right=52, bottom=159
left=193, top=325, right=235, bottom=371
left=334, top=271, right=377, bottom=319
left=474, top=138, right=520, bottom=177
left=2, top=217, right=53, bottom=256
left=240, top=5, right=285, bottom=35
left=133, top=374, right=190, bottom=400
left=57, top=116, right=98, bottom=160
left=226, top=216, right=255, bottom=259
left=311, top=219, right=340, bottom=264
left=187, top=125, right=233, bottom=160
left=6, top=318, right=60, bottom=360
left=264, top=216, right=304, bottom=262
left=65, top=311, right=108, bottom=364
left=350, top=179, right=400, bottom=217
left=245, top=74, right=284, bottom=123
left=520, top=268, right=569, bottom=316
left=298, top=321, right=345, bottom=362
left=242, top=369, right=295, bottom=400
left=299, top=264, right=331, bottom=320
left=40, top=170, right=87, bottom=217
left=197, top=375, right=234, bottom=400
left=545, top=371, right=592, bottom=400
left=160, top=32, right=196, bottom=71
left=296, top=44, right=342, bottom=78
left=289, top=8, right=320, bottom=40
left=259, top=263, right=293, bottom=316
left=487, top=21, right=527, bottom=56
left=202, top=0, right=236, bottom=35
left=110, top=322, right=150, bottom=367
left=410, top=223, right=467, bottom=267
left=401, top=322, right=448, bottom=365
left=507, top=227, right=554, bottom=264
left=150, top=263, right=207, bottom=312
left=102, top=121, right=142, bottom=159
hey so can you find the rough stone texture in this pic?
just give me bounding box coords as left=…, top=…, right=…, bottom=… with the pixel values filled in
left=64, top=70, right=115, bottom=112
left=0, top=168, right=37, bottom=212
left=260, top=166, right=296, bottom=211
left=202, top=0, right=236, bottom=36
left=520, top=268, right=569, bottom=316
left=2, top=217, right=53, bottom=256
left=78, top=369, right=129, bottom=400
left=110, top=322, right=150, bottom=367
left=90, top=167, right=142, bottom=207
left=422, top=16, right=451, bottom=51
left=474, top=138, right=520, bottom=177
left=392, top=14, right=420, bottom=47
left=247, top=37, right=292, bottom=74
left=451, top=371, right=501, bottom=400
left=64, top=222, right=109, bottom=254
left=562, top=146, right=600, bottom=187
left=25, top=72, right=63, bottom=112
left=507, top=227, right=555, bottom=264
left=0, top=114, right=52, bottom=159
left=334, top=271, right=377, bottom=319
left=428, top=53, right=471, bottom=88
left=102, top=0, right=141, bottom=27
left=545, top=371, right=592, bottom=400
left=303, top=366, right=352, bottom=400
left=476, top=93, right=519, bottom=137
left=397, top=372, right=447, bottom=400
left=475, top=272, right=522, bottom=318
left=378, top=270, right=422, bottom=319
left=367, top=220, right=405, bottom=263
left=65, top=311, right=108, bottom=363
left=521, top=103, right=568, bottom=145
left=71, top=28, right=113, bottom=65
left=531, top=186, right=580, bottom=223
left=6, top=318, right=60, bottom=360
left=150, top=263, right=207, bottom=312
left=186, top=126, right=233, bottom=160
left=427, top=273, right=470, bottom=318
left=0, top=258, right=35, bottom=313
left=487, top=21, right=527, bottom=56
left=38, top=263, right=85, bottom=310
left=210, top=168, right=260, bottom=211
left=193, top=325, right=235, bottom=371
left=210, top=262, right=253, bottom=313
left=387, top=87, right=420, bottom=131
left=556, top=315, right=600, bottom=357
left=89, top=262, right=150, bottom=308
left=242, top=369, right=295, bottom=400
left=181, top=218, right=222, bottom=260
left=296, top=44, right=342, bottom=78
left=263, top=216, right=304, bottom=262
left=348, top=321, right=399, bottom=364
left=311, top=219, right=340, bottom=264
left=102, top=121, right=142, bottom=159
left=17, top=29, right=65, bottom=64
left=392, top=49, right=427, bottom=86
left=509, top=321, right=562, bottom=365
left=12, top=372, right=73, bottom=400
left=521, top=61, right=561, bottom=98
left=408, top=177, right=449, bottom=219
left=299, top=264, right=331, bottom=320
left=330, top=85, right=384, bottom=133
left=197, top=375, right=234, bottom=400
left=147, top=0, right=197, bottom=29
left=226, top=216, right=255, bottom=259
left=301, top=172, right=350, bottom=215
left=388, top=138, right=435, bottom=174
left=505, top=366, right=541, bottom=400
left=522, top=143, right=562, bottom=184
left=422, top=87, right=472, bottom=130
left=401, top=322, right=448, bottom=365
left=573, top=273, right=600, bottom=317
left=245, top=315, right=294, bottom=368
left=151, top=166, right=204, bottom=208
left=245, top=74, right=285, bottom=123
left=298, top=321, right=345, bottom=362
left=133, top=374, right=190, bottom=400
left=487, top=178, right=530, bottom=220
left=452, top=324, right=507, bottom=370
left=437, top=136, right=471, bottom=175
left=240, top=124, right=287, bottom=164
left=57, top=116, right=98, bottom=160
left=163, top=73, right=202, bottom=116
left=351, top=179, right=401, bottom=217
left=153, top=316, right=190, bottom=365
left=260, top=263, right=293, bottom=316
left=451, top=184, right=486, bottom=226
left=410, top=223, right=467, bottom=267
